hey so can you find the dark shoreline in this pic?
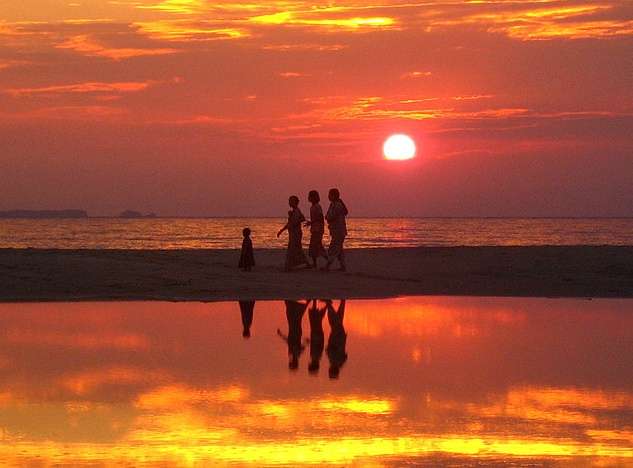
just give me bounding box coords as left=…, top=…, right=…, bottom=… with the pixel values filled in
left=1, top=246, right=632, bottom=302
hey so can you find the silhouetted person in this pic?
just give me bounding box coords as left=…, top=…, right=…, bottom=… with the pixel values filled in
left=277, top=195, right=310, bottom=271
left=325, top=188, right=348, bottom=272
left=308, top=299, right=326, bottom=375
left=277, top=300, right=308, bottom=370
left=239, top=300, right=255, bottom=338
left=326, top=299, right=347, bottom=379
left=305, top=190, right=328, bottom=269
left=238, top=227, right=255, bottom=271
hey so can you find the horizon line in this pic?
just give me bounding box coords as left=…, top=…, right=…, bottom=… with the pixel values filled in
left=2, top=215, right=633, bottom=220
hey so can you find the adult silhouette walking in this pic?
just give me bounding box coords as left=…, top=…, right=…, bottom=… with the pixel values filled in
left=324, top=188, right=348, bottom=272
left=306, top=190, right=328, bottom=269
left=277, top=195, right=310, bottom=271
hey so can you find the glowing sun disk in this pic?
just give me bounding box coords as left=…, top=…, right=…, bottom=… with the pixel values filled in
left=383, top=134, right=416, bottom=160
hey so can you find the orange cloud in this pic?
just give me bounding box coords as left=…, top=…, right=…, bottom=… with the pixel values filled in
left=136, top=0, right=206, bottom=14
left=298, top=96, right=529, bottom=122
left=452, top=94, right=495, bottom=101
left=5, top=105, right=127, bottom=120
left=279, top=72, right=308, bottom=78
left=136, top=20, right=248, bottom=41
left=426, top=3, right=633, bottom=40
left=401, top=71, right=432, bottom=79
left=261, top=43, right=347, bottom=51
left=5, top=81, right=156, bottom=96
left=0, top=59, right=29, bottom=69
left=110, top=1, right=633, bottom=41
left=56, top=34, right=177, bottom=59
left=250, top=11, right=396, bottom=30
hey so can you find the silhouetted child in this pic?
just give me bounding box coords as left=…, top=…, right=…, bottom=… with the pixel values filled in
left=238, top=227, right=255, bottom=271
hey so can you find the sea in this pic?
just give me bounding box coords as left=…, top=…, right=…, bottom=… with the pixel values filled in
left=1, top=217, right=632, bottom=249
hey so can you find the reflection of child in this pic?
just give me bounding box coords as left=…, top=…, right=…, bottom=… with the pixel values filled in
left=239, top=300, right=255, bottom=338
left=238, top=228, right=255, bottom=271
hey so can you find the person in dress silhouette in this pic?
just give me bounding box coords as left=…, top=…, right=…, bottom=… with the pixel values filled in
left=326, top=299, right=347, bottom=379
left=305, top=190, right=328, bottom=269
left=307, top=299, right=326, bottom=375
left=324, top=189, right=348, bottom=272
left=277, top=196, right=310, bottom=271
left=238, top=300, right=255, bottom=338
left=238, top=227, right=255, bottom=271
left=277, top=300, right=309, bottom=370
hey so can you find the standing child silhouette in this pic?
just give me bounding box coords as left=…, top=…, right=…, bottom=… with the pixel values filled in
left=239, top=227, right=255, bottom=271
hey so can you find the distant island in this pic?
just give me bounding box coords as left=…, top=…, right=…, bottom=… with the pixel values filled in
left=119, top=210, right=157, bottom=219
left=0, top=209, right=88, bottom=219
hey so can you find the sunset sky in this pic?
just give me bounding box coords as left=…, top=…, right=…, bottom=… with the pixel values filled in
left=1, top=0, right=632, bottom=216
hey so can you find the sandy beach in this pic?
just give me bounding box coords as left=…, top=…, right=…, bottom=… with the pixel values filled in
left=1, top=246, right=632, bottom=301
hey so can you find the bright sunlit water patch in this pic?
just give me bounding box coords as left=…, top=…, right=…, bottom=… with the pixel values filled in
left=0, top=297, right=632, bottom=466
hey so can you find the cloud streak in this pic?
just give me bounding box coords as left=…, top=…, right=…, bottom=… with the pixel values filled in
left=56, top=33, right=178, bottom=59
left=5, top=80, right=156, bottom=96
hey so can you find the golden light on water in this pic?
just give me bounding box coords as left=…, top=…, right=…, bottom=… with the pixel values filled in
left=383, top=134, right=416, bottom=160
left=0, top=298, right=632, bottom=466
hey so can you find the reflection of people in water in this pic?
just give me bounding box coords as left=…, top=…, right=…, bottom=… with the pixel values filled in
left=239, top=300, right=255, bottom=338
left=326, top=299, right=347, bottom=379
left=308, top=299, right=326, bottom=375
left=277, top=300, right=309, bottom=370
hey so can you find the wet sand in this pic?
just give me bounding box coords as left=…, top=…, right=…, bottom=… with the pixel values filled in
left=1, top=246, right=632, bottom=301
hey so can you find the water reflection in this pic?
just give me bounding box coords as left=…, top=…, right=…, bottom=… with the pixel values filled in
left=238, top=300, right=255, bottom=338
left=0, top=297, right=632, bottom=465
left=326, top=299, right=347, bottom=379
left=308, top=300, right=325, bottom=375
left=272, top=299, right=347, bottom=377
left=277, top=300, right=309, bottom=370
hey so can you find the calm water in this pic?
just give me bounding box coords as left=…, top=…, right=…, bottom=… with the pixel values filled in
left=1, top=217, right=632, bottom=249
left=0, top=297, right=632, bottom=466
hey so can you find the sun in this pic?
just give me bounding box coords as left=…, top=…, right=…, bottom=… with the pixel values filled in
left=383, top=134, right=416, bottom=160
